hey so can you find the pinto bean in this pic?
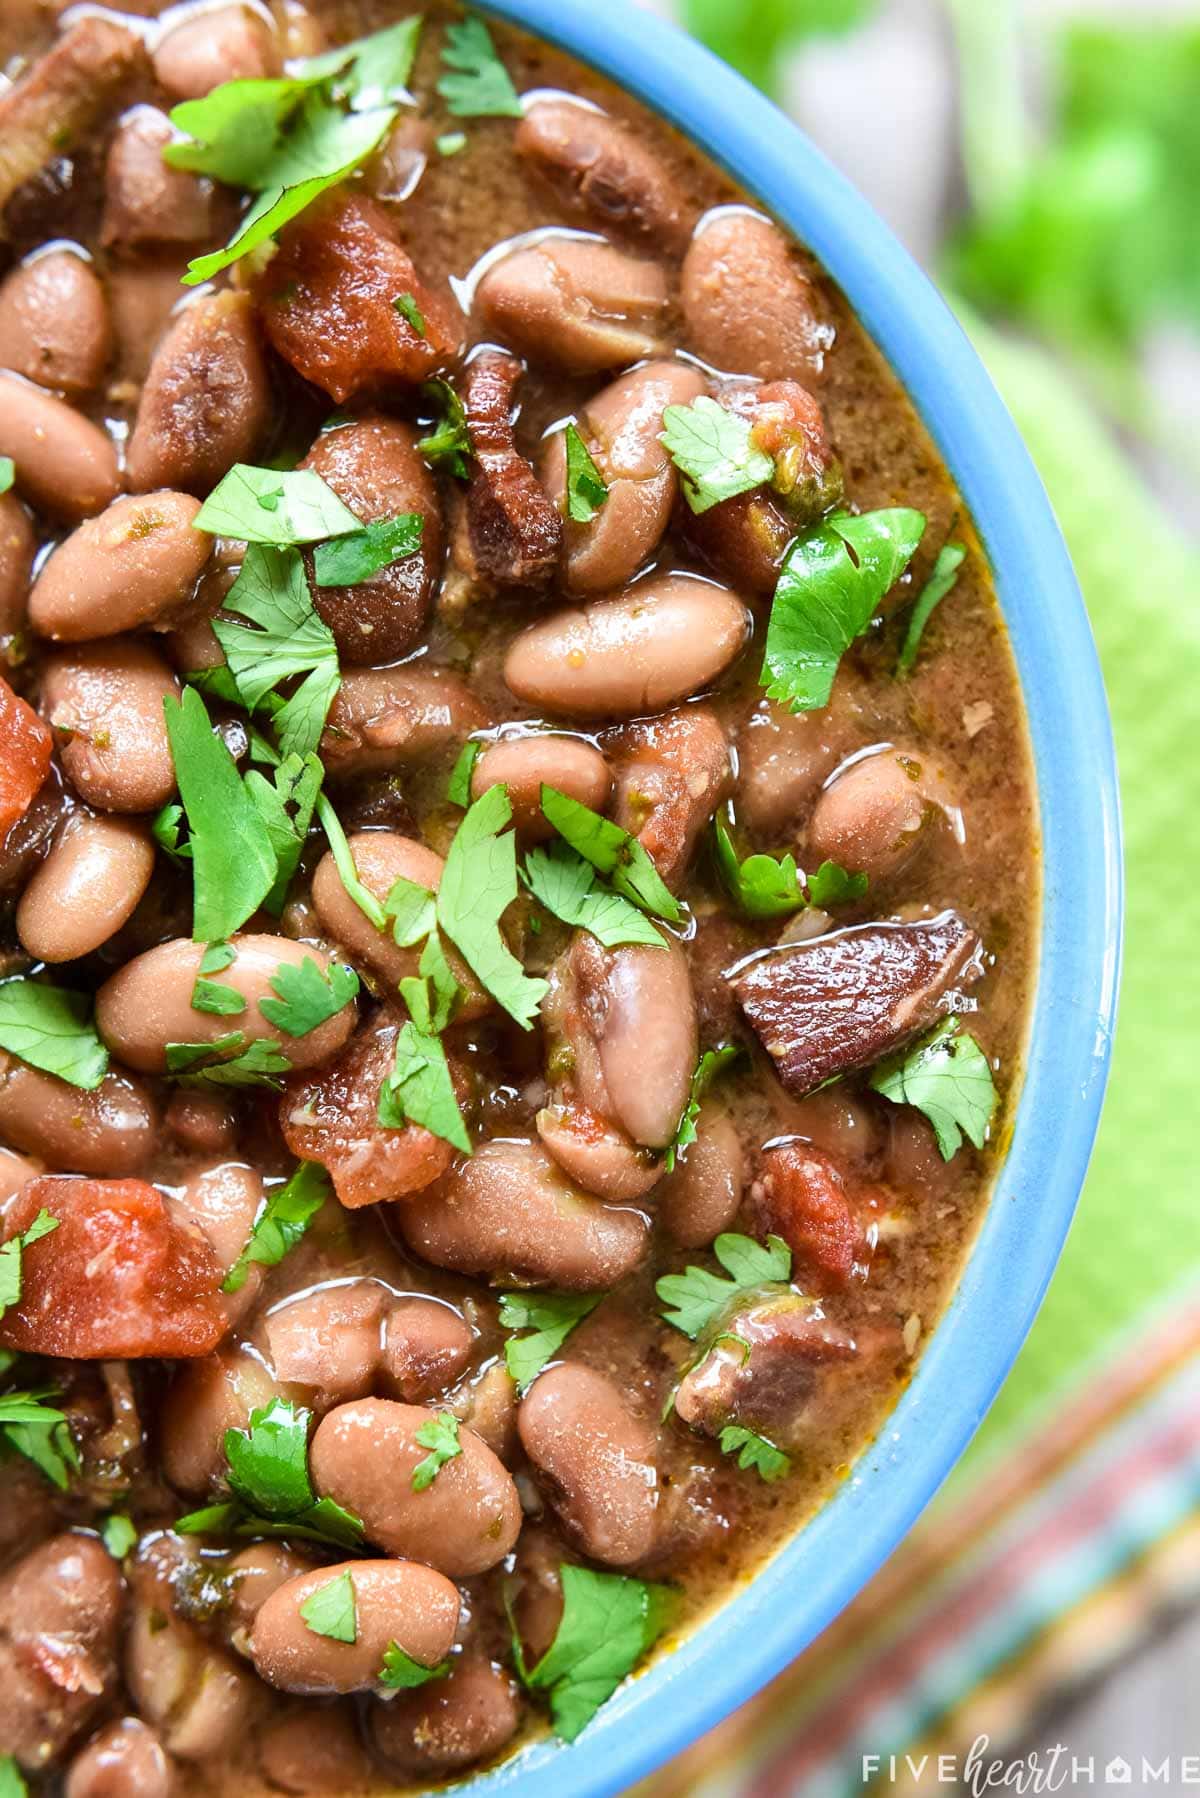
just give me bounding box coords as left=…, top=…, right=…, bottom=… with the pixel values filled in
left=536, top=1100, right=660, bottom=1202
left=256, top=1706, right=373, bottom=1794
left=735, top=698, right=843, bottom=838
left=174, top=1160, right=264, bottom=1317
left=517, top=98, right=693, bottom=248
left=301, top=416, right=443, bottom=664
left=445, top=1362, right=518, bottom=1465
left=107, top=258, right=192, bottom=386
left=224, top=1544, right=314, bottom=1636
left=165, top=1090, right=239, bottom=1157
left=0, top=1146, right=37, bottom=1206
left=658, top=1102, right=744, bottom=1247
left=470, top=733, right=610, bottom=839
left=399, top=1136, right=649, bottom=1290
left=153, top=5, right=279, bottom=99
left=0, top=1532, right=122, bottom=1771
left=102, top=105, right=220, bottom=248
left=542, top=360, right=705, bottom=594
left=0, top=372, right=120, bottom=523
left=322, top=665, right=489, bottom=780
left=310, top=1398, right=522, bottom=1576
left=474, top=236, right=670, bottom=374
left=160, top=1348, right=280, bottom=1494
left=30, top=492, right=209, bottom=641
left=370, top=1658, right=521, bottom=1777
left=783, top=1086, right=883, bottom=1169
left=0, top=248, right=111, bottom=397
left=0, top=491, right=34, bottom=642
left=126, top=292, right=270, bottom=496
left=454, top=349, right=562, bottom=592
left=65, top=1719, right=176, bottom=1798
left=0, top=1057, right=157, bottom=1176
left=96, top=934, right=357, bottom=1075
left=681, top=209, right=833, bottom=382
left=266, top=1281, right=387, bottom=1409
left=16, top=813, right=154, bottom=962
left=251, top=1559, right=459, bottom=1698
left=41, top=640, right=179, bottom=813
left=806, top=747, right=957, bottom=886
left=0, top=16, right=148, bottom=212
left=382, top=1297, right=474, bottom=1403
left=606, top=704, right=729, bottom=887
left=505, top=575, right=750, bottom=719
left=519, top=1364, right=658, bottom=1564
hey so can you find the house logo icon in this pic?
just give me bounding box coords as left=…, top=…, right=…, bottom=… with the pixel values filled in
left=1105, top=1759, right=1132, bottom=1785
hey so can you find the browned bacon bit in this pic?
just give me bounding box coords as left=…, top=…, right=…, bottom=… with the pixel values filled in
left=0, top=1176, right=226, bottom=1359
left=281, top=1014, right=456, bottom=1209
left=253, top=193, right=460, bottom=403
left=749, top=1141, right=868, bottom=1289
left=730, top=911, right=982, bottom=1096
left=0, top=17, right=149, bottom=214
left=604, top=704, right=730, bottom=889
left=673, top=1294, right=858, bottom=1441
left=453, top=350, right=563, bottom=591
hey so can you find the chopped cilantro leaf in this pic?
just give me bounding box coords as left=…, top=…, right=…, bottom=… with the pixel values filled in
left=411, top=1411, right=462, bottom=1491
left=761, top=508, right=926, bottom=713
left=315, top=794, right=388, bottom=930
left=712, top=815, right=804, bottom=919
left=656, top=1232, right=792, bottom=1340
left=436, top=130, right=466, bottom=156
left=212, top=544, right=342, bottom=761
left=870, top=1017, right=998, bottom=1160
left=379, top=1642, right=450, bottom=1687
left=191, top=977, right=245, bottom=1017
left=244, top=751, right=324, bottom=914
left=260, top=957, right=359, bottom=1038
left=165, top=1034, right=291, bottom=1089
left=660, top=395, right=774, bottom=513
left=562, top=423, right=609, bottom=523
left=499, top=1292, right=602, bottom=1391
left=223, top=1162, right=330, bottom=1294
left=300, top=1568, right=357, bottom=1642
left=0, top=1758, right=24, bottom=1798
left=384, top=875, right=438, bottom=948
left=200, top=942, right=237, bottom=974
left=437, top=785, right=548, bottom=1030
left=417, top=378, right=472, bottom=477
left=152, top=801, right=190, bottom=864
left=512, top=1564, right=675, bottom=1742
left=393, top=291, right=426, bottom=336
left=313, top=513, right=423, bottom=587
left=0, top=1389, right=78, bottom=1491
left=523, top=840, right=666, bottom=949
left=446, top=739, right=481, bottom=807
left=163, top=686, right=278, bottom=941
left=806, top=859, right=868, bottom=907
left=222, top=1400, right=363, bottom=1545
left=718, top=1424, right=791, bottom=1482
left=895, top=541, right=967, bottom=676
left=378, top=1016, right=471, bottom=1152
left=100, top=1513, right=138, bottom=1559
left=664, top=1046, right=741, bottom=1172
left=294, top=20, right=423, bottom=112
left=0, top=1209, right=58, bottom=1320
left=194, top=466, right=360, bottom=545
left=0, top=458, right=14, bottom=496
left=540, top=786, right=682, bottom=924
left=0, top=980, right=108, bottom=1089
left=438, top=16, right=523, bottom=118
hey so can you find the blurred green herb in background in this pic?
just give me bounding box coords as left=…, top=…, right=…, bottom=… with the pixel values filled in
left=681, top=0, right=875, bottom=94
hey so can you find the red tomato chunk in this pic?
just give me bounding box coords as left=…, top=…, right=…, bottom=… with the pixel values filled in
left=0, top=674, right=52, bottom=839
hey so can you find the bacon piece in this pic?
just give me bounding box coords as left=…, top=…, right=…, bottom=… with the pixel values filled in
left=673, top=1294, right=858, bottom=1441
left=253, top=193, right=459, bottom=402
left=0, top=16, right=149, bottom=212
left=0, top=1177, right=226, bottom=1359
left=453, top=350, right=562, bottom=590
left=0, top=675, right=53, bottom=841
left=730, top=912, right=982, bottom=1096
left=750, top=1142, right=867, bottom=1289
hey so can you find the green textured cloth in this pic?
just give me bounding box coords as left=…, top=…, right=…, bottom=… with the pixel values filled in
left=956, top=318, right=1200, bottom=1464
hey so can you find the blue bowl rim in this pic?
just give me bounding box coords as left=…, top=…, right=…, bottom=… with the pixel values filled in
left=461, top=3, right=1125, bottom=1793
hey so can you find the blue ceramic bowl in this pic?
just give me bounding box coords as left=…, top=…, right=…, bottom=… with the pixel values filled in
left=467, top=3, right=1124, bottom=1792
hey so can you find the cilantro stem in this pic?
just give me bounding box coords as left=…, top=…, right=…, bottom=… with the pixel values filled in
left=315, top=794, right=387, bottom=930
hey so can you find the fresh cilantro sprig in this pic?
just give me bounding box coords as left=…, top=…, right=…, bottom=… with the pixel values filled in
left=380, top=1642, right=450, bottom=1688
left=562, top=424, right=609, bottom=523
left=540, top=786, right=681, bottom=924
left=761, top=508, right=926, bottom=712
left=522, top=841, right=666, bottom=950
left=177, top=1399, right=363, bottom=1549
left=808, top=860, right=870, bottom=907
left=315, top=795, right=388, bottom=930
left=0, top=1209, right=58, bottom=1322
left=378, top=1014, right=470, bottom=1151
left=100, top=1513, right=138, bottom=1560
left=0, top=1389, right=79, bottom=1491
left=191, top=940, right=243, bottom=1017
left=417, top=378, right=472, bottom=477
left=437, top=786, right=548, bottom=1030
left=222, top=1161, right=330, bottom=1295
left=511, top=1564, right=676, bottom=1742
left=260, top=957, right=359, bottom=1038
left=712, top=815, right=867, bottom=919
left=165, top=1034, right=291, bottom=1089
left=195, top=466, right=361, bottom=544
left=660, top=395, right=775, bottom=513
left=411, top=1411, right=462, bottom=1491
left=437, top=16, right=523, bottom=118
left=211, top=543, right=342, bottom=761
left=300, top=1569, right=357, bottom=1642
left=313, top=513, right=423, bottom=588
left=870, top=1017, right=997, bottom=1160
left=0, top=1756, right=26, bottom=1798
left=664, top=1046, right=741, bottom=1172
left=656, top=1232, right=792, bottom=1341
left=895, top=541, right=967, bottom=676
left=245, top=751, right=324, bottom=913
left=718, top=1424, right=791, bottom=1483
left=499, top=1292, right=602, bottom=1391
left=0, top=980, right=108, bottom=1089
left=163, top=686, right=279, bottom=941
left=446, top=740, right=481, bottom=807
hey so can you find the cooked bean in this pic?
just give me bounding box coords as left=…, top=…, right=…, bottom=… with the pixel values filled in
left=681, top=209, right=833, bottom=381
left=370, top=1658, right=521, bottom=1777
left=367, top=116, right=436, bottom=204
left=382, top=1296, right=474, bottom=1403
left=174, top=1160, right=264, bottom=1318
left=0, top=1146, right=37, bottom=1206
left=16, top=812, right=154, bottom=961
left=0, top=490, right=34, bottom=642
left=266, top=1281, right=387, bottom=1408
left=40, top=639, right=179, bottom=813
left=517, top=98, right=693, bottom=248
left=536, top=1101, right=660, bottom=1202
left=164, top=1089, right=239, bottom=1156
left=658, top=1102, right=744, bottom=1247
left=504, top=574, right=750, bottom=719
left=0, top=1057, right=157, bottom=1176
left=102, top=105, right=220, bottom=248
left=224, top=1544, right=314, bottom=1636
left=0, top=371, right=120, bottom=523
left=735, top=698, right=842, bottom=837
left=807, top=746, right=956, bottom=885
left=541, top=361, right=706, bottom=593
left=784, top=1086, right=883, bottom=1169
left=256, top=1706, right=373, bottom=1794
left=311, top=830, right=441, bottom=991
left=107, top=258, right=192, bottom=386
left=470, top=733, right=611, bottom=839
left=606, top=704, right=730, bottom=888
left=65, top=1718, right=176, bottom=1798
left=311, top=1398, right=522, bottom=1577
left=400, top=1136, right=650, bottom=1290
left=0, top=16, right=148, bottom=212
left=0, top=1532, right=122, bottom=1771
left=251, top=1559, right=459, bottom=1697
left=0, top=248, right=111, bottom=396
left=161, top=1349, right=280, bottom=1493
left=96, top=934, right=356, bottom=1075
left=126, top=292, right=270, bottom=496
left=322, top=665, right=489, bottom=780
left=153, top=5, right=278, bottom=99
left=519, top=1363, right=658, bottom=1564
left=302, top=415, right=443, bottom=664
left=474, top=236, right=670, bottom=374
left=32, top=491, right=210, bottom=641
left=445, top=1362, right=518, bottom=1465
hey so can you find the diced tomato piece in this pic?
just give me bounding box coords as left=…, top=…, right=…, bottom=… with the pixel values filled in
left=0, top=675, right=52, bottom=841
left=253, top=193, right=460, bottom=402
left=752, top=1142, right=866, bottom=1288
left=0, top=1177, right=226, bottom=1358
